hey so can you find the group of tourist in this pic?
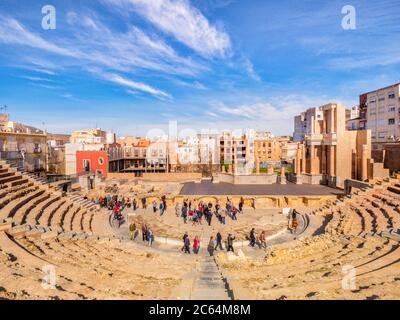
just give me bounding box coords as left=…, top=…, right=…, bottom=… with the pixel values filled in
left=151, top=195, right=167, bottom=216
left=249, top=228, right=267, bottom=249
left=128, top=222, right=154, bottom=246
left=181, top=232, right=237, bottom=256
left=175, top=197, right=244, bottom=227
left=96, top=195, right=128, bottom=228
left=97, top=193, right=300, bottom=253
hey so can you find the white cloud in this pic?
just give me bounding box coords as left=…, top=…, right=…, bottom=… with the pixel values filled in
left=110, top=74, right=172, bottom=100
left=105, top=0, right=231, bottom=57
left=0, top=17, right=81, bottom=58
left=207, top=95, right=338, bottom=135
left=88, top=68, right=171, bottom=100
left=20, top=76, right=54, bottom=82
left=243, top=58, right=260, bottom=81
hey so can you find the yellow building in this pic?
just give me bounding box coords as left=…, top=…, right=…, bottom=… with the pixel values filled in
left=254, top=136, right=290, bottom=162
left=0, top=114, right=47, bottom=172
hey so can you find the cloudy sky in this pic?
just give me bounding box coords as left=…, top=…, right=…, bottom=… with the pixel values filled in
left=0, top=0, right=399, bottom=137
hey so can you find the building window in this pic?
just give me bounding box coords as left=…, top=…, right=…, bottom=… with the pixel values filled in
left=98, top=157, right=104, bottom=165
left=388, top=118, right=395, bottom=125
left=378, top=95, right=385, bottom=102
left=378, top=132, right=386, bottom=138
left=388, top=106, right=396, bottom=112
left=83, top=159, right=91, bottom=172
left=388, top=92, right=395, bottom=99
left=33, top=143, right=41, bottom=153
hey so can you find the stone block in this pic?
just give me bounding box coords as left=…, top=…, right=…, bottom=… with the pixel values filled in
left=0, top=219, right=12, bottom=232
left=26, top=228, right=44, bottom=240
left=8, top=224, right=31, bottom=239
left=57, top=231, right=76, bottom=240
left=41, top=230, right=58, bottom=240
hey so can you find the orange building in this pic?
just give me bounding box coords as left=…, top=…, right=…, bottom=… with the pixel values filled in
left=254, top=136, right=290, bottom=162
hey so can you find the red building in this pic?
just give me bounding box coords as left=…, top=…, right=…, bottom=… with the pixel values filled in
left=76, top=151, right=108, bottom=178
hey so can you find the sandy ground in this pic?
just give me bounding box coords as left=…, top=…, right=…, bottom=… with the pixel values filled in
left=126, top=207, right=288, bottom=241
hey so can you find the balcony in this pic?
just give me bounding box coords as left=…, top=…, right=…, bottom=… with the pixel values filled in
left=0, top=151, right=24, bottom=160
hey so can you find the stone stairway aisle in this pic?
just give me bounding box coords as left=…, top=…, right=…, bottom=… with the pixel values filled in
left=190, top=255, right=231, bottom=300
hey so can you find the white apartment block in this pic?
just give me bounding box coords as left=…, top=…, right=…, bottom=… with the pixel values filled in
left=365, top=83, right=400, bottom=145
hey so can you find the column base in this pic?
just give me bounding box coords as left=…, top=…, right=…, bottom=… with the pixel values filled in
left=293, top=175, right=303, bottom=184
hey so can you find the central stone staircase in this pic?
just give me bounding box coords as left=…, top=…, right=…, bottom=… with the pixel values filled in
left=190, top=256, right=230, bottom=300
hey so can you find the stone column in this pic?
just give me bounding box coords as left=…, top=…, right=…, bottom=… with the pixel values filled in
left=280, top=167, right=286, bottom=184
left=295, top=146, right=301, bottom=174
left=221, top=165, right=225, bottom=173
left=268, top=165, right=274, bottom=175
left=329, top=145, right=335, bottom=177
left=310, top=145, right=317, bottom=174
left=256, top=158, right=260, bottom=175
left=361, top=144, right=369, bottom=181
left=301, top=144, right=306, bottom=173
left=294, top=146, right=303, bottom=184
left=228, top=164, right=232, bottom=174
left=234, top=158, right=238, bottom=175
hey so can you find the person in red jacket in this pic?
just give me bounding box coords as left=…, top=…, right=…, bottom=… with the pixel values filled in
left=193, top=236, right=200, bottom=254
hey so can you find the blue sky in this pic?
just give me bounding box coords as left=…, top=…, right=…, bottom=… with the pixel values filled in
left=0, top=0, right=399, bottom=136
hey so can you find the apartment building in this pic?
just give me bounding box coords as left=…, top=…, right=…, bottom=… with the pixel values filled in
left=108, top=138, right=153, bottom=176
left=0, top=113, right=47, bottom=172
left=70, top=128, right=115, bottom=145
left=292, top=103, right=388, bottom=187
left=219, top=131, right=254, bottom=174
left=363, top=83, right=400, bottom=147
left=254, top=134, right=290, bottom=163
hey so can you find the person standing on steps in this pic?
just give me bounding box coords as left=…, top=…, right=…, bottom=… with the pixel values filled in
left=141, top=223, right=148, bottom=242
left=141, top=197, right=147, bottom=210
left=181, top=232, right=188, bottom=252
left=193, top=236, right=200, bottom=254
left=181, top=205, right=188, bottom=224
left=215, top=232, right=223, bottom=251
left=132, top=198, right=137, bottom=211
left=175, top=202, right=181, bottom=217
left=291, top=209, right=299, bottom=234
left=259, top=231, right=267, bottom=249
left=129, top=222, right=136, bottom=240
left=152, top=200, right=157, bottom=213
left=161, top=195, right=167, bottom=212
left=239, top=197, right=244, bottom=213
left=159, top=201, right=165, bottom=216
left=208, top=236, right=215, bottom=256
left=147, top=228, right=154, bottom=246
left=184, top=234, right=191, bottom=254
left=227, top=234, right=235, bottom=252
left=249, top=228, right=256, bottom=247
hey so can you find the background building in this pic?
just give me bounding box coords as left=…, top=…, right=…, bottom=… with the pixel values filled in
left=363, top=83, right=400, bottom=148
left=292, top=103, right=388, bottom=187
left=76, top=150, right=108, bottom=178
left=0, top=113, right=47, bottom=172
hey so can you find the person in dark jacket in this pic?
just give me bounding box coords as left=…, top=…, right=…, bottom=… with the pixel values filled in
left=183, top=235, right=191, bottom=254
left=227, top=234, right=235, bottom=252
left=249, top=228, right=256, bottom=247
left=215, top=232, right=223, bottom=251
